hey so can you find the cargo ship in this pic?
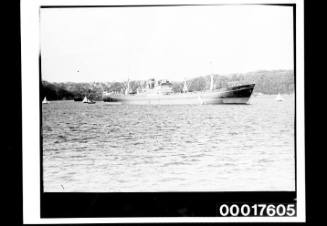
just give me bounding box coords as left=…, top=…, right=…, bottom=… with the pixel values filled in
left=102, top=75, right=255, bottom=105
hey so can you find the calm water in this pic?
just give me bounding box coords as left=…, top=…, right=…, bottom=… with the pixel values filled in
left=42, top=95, right=295, bottom=192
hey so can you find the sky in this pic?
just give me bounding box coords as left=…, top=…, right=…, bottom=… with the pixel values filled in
left=40, top=5, right=294, bottom=82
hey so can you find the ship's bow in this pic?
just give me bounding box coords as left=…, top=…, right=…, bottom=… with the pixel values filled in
left=220, top=84, right=255, bottom=104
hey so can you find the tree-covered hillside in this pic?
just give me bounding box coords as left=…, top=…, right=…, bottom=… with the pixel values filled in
left=41, top=69, right=294, bottom=101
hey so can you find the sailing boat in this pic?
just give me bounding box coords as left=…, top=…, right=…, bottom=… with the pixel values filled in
left=82, top=96, right=96, bottom=104
left=42, top=97, right=49, bottom=104
left=275, top=93, right=284, bottom=102
left=82, top=96, right=88, bottom=103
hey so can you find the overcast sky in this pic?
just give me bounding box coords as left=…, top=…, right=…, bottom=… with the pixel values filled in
left=40, top=5, right=294, bottom=82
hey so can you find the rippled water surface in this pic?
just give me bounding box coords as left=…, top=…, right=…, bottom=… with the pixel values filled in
left=42, top=95, right=295, bottom=192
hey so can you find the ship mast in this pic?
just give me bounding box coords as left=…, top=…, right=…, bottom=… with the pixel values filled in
left=209, top=60, right=215, bottom=91
left=125, top=78, right=130, bottom=95
left=210, top=74, right=214, bottom=91
left=183, top=78, right=188, bottom=93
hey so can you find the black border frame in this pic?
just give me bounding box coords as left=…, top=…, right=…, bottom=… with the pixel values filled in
left=39, top=3, right=298, bottom=218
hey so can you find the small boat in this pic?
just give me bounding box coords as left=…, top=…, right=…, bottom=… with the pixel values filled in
left=82, top=96, right=96, bottom=104
left=82, top=96, right=88, bottom=103
left=42, top=97, right=50, bottom=104
left=275, top=93, right=284, bottom=102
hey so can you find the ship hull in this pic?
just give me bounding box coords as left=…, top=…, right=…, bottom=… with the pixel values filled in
left=103, top=84, right=255, bottom=105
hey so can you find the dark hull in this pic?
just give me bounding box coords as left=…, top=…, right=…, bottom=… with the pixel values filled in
left=103, top=84, right=255, bottom=105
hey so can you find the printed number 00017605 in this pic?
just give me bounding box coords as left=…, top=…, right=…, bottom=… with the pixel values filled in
left=217, top=204, right=296, bottom=217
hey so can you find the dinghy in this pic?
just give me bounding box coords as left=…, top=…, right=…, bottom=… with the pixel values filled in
left=82, top=96, right=88, bottom=103
left=42, top=97, right=49, bottom=104
left=87, top=100, right=96, bottom=104
left=275, top=93, right=284, bottom=102
left=82, top=96, right=96, bottom=104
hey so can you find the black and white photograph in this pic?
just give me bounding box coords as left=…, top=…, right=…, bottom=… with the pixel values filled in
left=21, top=0, right=305, bottom=223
